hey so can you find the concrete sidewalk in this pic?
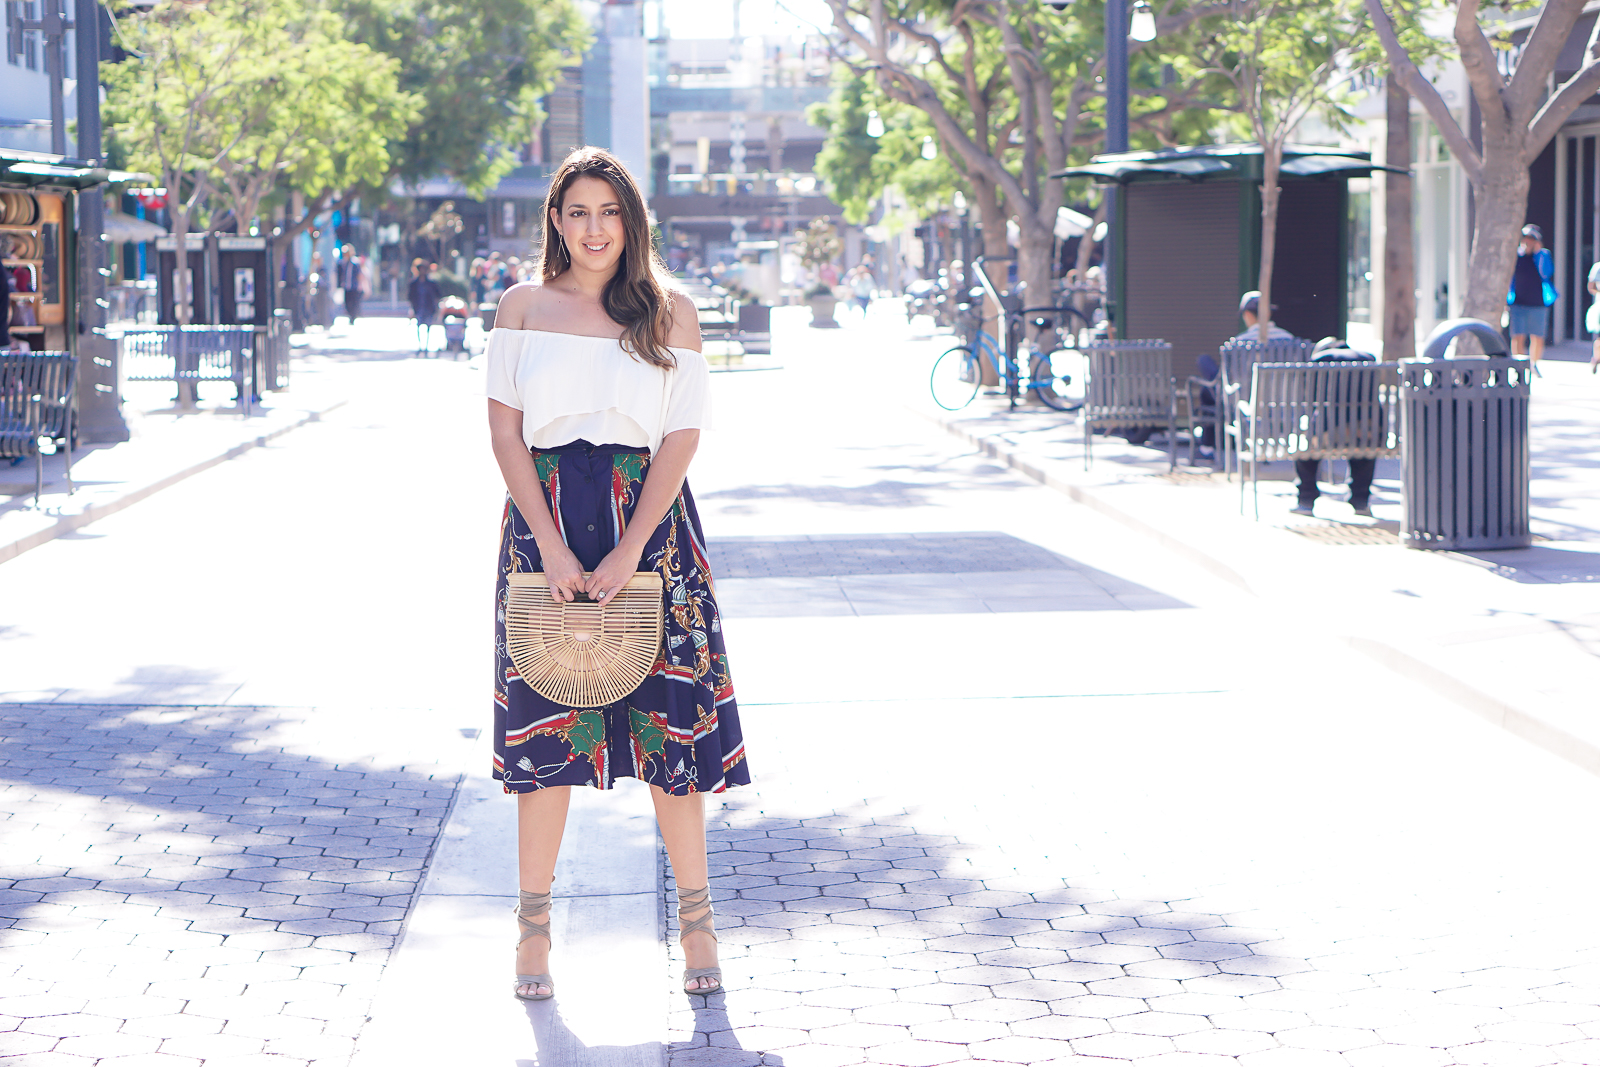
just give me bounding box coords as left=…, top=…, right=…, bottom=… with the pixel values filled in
left=914, top=355, right=1600, bottom=775
left=0, top=351, right=364, bottom=568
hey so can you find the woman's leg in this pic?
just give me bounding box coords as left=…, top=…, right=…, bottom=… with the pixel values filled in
left=515, top=786, right=571, bottom=997
left=650, top=786, right=720, bottom=990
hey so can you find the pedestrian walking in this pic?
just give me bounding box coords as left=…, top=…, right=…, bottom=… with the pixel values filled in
left=1587, top=259, right=1600, bottom=373
left=484, top=146, right=749, bottom=1003
left=406, top=259, right=440, bottom=353
left=338, top=246, right=368, bottom=324
left=847, top=262, right=874, bottom=316
left=1508, top=224, right=1556, bottom=368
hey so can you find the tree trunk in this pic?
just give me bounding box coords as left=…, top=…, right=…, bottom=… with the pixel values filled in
left=169, top=181, right=195, bottom=409
left=1016, top=217, right=1056, bottom=354
left=973, top=186, right=1010, bottom=386
left=1257, top=148, right=1282, bottom=342
left=1462, top=136, right=1531, bottom=331
left=1383, top=78, right=1417, bottom=361
left=1072, top=200, right=1105, bottom=321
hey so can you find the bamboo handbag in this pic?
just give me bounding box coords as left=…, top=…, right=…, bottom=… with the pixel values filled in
left=504, top=571, right=665, bottom=708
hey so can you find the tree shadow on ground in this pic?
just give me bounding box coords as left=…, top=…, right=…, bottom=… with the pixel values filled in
left=660, top=791, right=1317, bottom=1065
left=0, top=701, right=457, bottom=1056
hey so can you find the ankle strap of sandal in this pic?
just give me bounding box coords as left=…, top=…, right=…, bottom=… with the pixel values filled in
left=677, top=886, right=716, bottom=941
left=516, top=889, right=553, bottom=947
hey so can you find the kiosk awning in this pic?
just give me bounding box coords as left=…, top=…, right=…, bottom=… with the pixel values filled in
left=1, top=149, right=151, bottom=190
left=1052, top=142, right=1408, bottom=184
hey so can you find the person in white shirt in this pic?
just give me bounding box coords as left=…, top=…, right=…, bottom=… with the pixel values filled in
left=485, top=147, right=748, bottom=1002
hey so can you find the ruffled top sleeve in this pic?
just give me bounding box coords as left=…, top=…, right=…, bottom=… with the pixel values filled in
left=484, top=328, right=524, bottom=411
left=484, top=329, right=712, bottom=454
left=663, top=346, right=713, bottom=438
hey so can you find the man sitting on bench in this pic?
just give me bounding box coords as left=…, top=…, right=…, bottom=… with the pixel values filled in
left=1291, top=337, right=1378, bottom=518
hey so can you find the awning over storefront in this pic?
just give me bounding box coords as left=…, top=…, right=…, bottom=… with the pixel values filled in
left=0, top=148, right=149, bottom=190
left=1051, top=142, right=1408, bottom=184
left=103, top=210, right=167, bottom=242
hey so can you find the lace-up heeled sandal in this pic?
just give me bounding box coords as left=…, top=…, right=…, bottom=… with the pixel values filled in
left=513, top=889, right=554, bottom=1001
left=678, top=885, right=723, bottom=995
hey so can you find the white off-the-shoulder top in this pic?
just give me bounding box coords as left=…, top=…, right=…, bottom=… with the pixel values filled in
left=484, top=328, right=712, bottom=454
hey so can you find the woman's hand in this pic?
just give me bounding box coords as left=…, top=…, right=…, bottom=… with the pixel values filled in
left=540, top=541, right=587, bottom=603
left=586, top=542, right=644, bottom=604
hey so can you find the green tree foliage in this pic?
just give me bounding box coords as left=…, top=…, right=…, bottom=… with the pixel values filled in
left=106, top=0, right=287, bottom=322
left=819, top=0, right=1233, bottom=309
left=808, top=67, right=959, bottom=225
left=1195, top=0, right=1374, bottom=341
left=209, top=7, right=418, bottom=233
left=334, top=0, right=591, bottom=198
left=1368, top=0, right=1600, bottom=325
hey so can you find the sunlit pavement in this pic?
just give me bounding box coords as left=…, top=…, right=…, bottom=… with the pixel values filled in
left=1, top=305, right=1599, bottom=1066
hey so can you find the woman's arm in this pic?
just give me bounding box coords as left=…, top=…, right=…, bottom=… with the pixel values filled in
left=585, top=293, right=705, bottom=601
left=489, top=400, right=587, bottom=601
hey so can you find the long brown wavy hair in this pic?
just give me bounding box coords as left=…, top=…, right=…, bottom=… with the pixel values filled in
left=539, top=147, right=677, bottom=369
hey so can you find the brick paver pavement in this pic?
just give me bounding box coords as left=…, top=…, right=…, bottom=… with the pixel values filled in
left=662, top=685, right=1600, bottom=1067
left=0, top=703, right=459, bottom=1067
left=662, top=309, right=1600, bottom=1067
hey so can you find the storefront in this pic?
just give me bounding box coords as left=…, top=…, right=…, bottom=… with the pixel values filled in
left=3, top=148, right=142, bottom=431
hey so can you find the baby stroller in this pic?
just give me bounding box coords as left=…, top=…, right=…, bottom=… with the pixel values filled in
left=438, top=297, right=468, bottom=358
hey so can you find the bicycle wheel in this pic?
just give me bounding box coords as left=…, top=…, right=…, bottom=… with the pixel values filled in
left=930, top=345, right=982, bottom=411
left=1029, top=346, right=1084, bottom=411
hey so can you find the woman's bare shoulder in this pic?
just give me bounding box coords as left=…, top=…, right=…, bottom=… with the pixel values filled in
left=664, top=288, right=702, bottom=353
left=495, top=281, right=549, bottom=330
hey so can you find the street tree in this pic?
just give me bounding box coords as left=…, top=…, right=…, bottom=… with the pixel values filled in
left=1196, top=0, right=1372, bottom=342
left=335, top=0, right=590, bottom=198
left=105, top=0, right=283, bottom=325
left=808, top=68, right=962, bottom=226
left=818, top=0, right=1231, bottom=313
left=209, top=9, right=417, bottom=239
left=1367, top=0, right=1600, bottom=326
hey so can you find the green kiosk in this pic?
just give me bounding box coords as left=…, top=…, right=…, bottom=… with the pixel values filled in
left=1056, top=142, right=1402, bottom=377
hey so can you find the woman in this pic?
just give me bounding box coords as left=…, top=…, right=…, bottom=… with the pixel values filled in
left=406, top=259, right=440, bottom=353
left=485, top=146, right=750, bottom=1003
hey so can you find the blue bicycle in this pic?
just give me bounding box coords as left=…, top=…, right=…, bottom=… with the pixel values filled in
left=929, top=298, right=1087, bottom=412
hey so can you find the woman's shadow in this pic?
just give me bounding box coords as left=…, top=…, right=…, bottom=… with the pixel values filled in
left=517, top=993, right=784, bottom=1066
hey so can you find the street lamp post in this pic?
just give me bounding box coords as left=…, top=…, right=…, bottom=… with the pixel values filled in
left=1102, top=0, right=1128, bottom=337
left=75, top=0, right=128, bottom=442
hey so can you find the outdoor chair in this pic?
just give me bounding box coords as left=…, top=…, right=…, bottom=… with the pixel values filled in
left=0, top=351, right=76, bottom=506
left=1197, top=338, right=1313, bottom=476
left=1081, top=340, right=1180, bottom=471
left=1237, top=361, right=1400, bottom=518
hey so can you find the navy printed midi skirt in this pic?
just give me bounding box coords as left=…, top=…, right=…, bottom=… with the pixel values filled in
left=493, top=440, right=750, bottom=796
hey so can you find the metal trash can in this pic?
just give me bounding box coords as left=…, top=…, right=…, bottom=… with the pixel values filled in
left=1400, top=319, right=1532, bottom=550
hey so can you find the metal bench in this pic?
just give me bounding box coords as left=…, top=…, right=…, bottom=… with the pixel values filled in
left=1082, top=340, right=1180, bottom=471
left=0, top=351, right=76, bottom=505
left=1194, top=338, right=1313, bottom=476
left=1237, top=361, right=1400, bottom=518
left=119, top=324, right=256, bottom=412
left=698, top=303, right=772, bottom=364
